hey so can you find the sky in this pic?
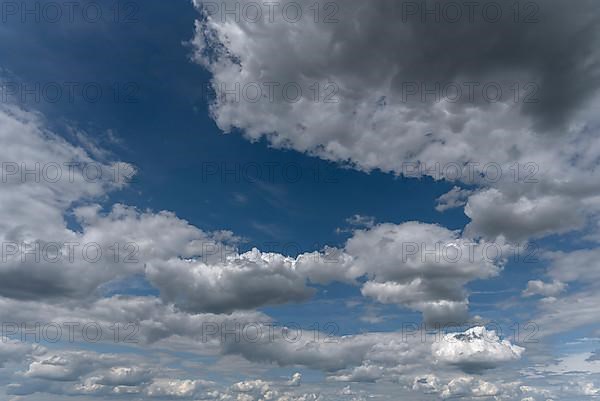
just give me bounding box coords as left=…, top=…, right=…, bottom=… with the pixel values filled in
left=0, top=0, right=600, bottom=400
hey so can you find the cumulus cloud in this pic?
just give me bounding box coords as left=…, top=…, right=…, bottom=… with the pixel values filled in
left=464, top=188, right=588, bottom=242
left=435, top=187, right=473, bottom=212
left=210, top=375, right=320, bottom=401
left=1, top=44, right=598, bottom=398
left=6, top=345, right=216, bottom=399
left=523, top=280, right=566, bottom=298
left=192, top=0, right=600, bottom=242
left=0, top=294, right=269, bottom=347
left=95, top=366, right=153, bottom=387
left=146, top=249, right=314, bottom=314
left=3, top=0, right=600, bottom=395
left=0, top=105, right=139, bottom=300
left=0, top=104, right=315, bottom=313
left=440, top=376, right=500, bottom=399
left=25, top=352, right=112, bottom=382
left=300, top=222, right=503, bottom=324
left=432, top=326, right=524, bottom=373
left=145, top=379, right=202, bottom=398
left=144, top=219, right=505, bottom=320
left=411, top=374, right=554, bottom=400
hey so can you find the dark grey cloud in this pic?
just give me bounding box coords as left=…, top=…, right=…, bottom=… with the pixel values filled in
left=196, top=0, right=600, bottom=131
left=193, top=0, right=600, bottom=243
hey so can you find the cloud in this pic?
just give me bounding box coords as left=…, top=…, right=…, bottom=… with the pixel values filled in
left=0, top=84, right=597, bottom=400
left=0, top=339, right=40, bottom=368
left=0, top=105, right=138, bottom=301
left=0, top=104, right=314, bottom=313
left=527, top=249, right=600, bottom=337
left=144, top=219, right=503, bottom=321
left=345, top=215, right=376, bottom=229
left=411, top=374, right=555, bottom=400
left=7, top=345, right=214, bottom=398
left=440, top=376, right=499, bottom=399
left=435, top=187, right=473, bottom=212
left=523, top=280, right=566, bottom=298
left=25, top=352, right=108, bottom=382
left=95, top=366, right=153, bottom=387
left=586, top=350, right=600, bottom=362
left=192, top=0, right=600, bottom=243
left=0, top=294, right=270, bottom=347
left=432, top=326, right=524, bottom=373
left=145, top=379, right=202, bottom=398
left=209, top=375, right=320, bottom=401
left=146, top=249, right=315, bottom=314
left=546, top=248, right=600, bottom=284
left=464, top=188, right=587, bottom=242
left=301, top=222, right=503, bottom=324
left=534, top=289, right=600, bottom=337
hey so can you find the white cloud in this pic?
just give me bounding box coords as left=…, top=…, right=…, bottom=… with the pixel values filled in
left=523, top=280, right=566, bottom=298
left=432, top=326, right=524, bottom=373
left=145, top=379, right=202, bottom=398
left=435, top=187, right=473, bottom=212
left=440, top=376, right=499, bottom=399
left=300, top=222, right=503, bottom=324
left=146, top=248, right=314, bottom=313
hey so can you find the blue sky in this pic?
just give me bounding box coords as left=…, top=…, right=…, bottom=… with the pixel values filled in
left=1, top=1, right=600, bottom=400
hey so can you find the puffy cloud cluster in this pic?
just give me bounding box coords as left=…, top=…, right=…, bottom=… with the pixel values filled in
left=3, top=11, right=600, bottom=393
left=0, top=108, right=516, bottom=387
left=5, top=340, right=317, bottom=401
left=432, top=327, right=524, bottom=373
left=206, top=374, right=320, bottom=401
left=299, top=222, right=503, bottom=324
left=128, top=217, right=499, bottom=324
left=6, top=346, right=213, bottom=398
left=146, top=249, right=314, bottom=314
left=412, top=375, right=559, bottom=401
left=0, top=104, right=316, bottom=314
left=187, top=8, right=600, bottom=391
left=192, top=0, right=600, bottom=243
left=0, top=105, right=138, bottom=301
